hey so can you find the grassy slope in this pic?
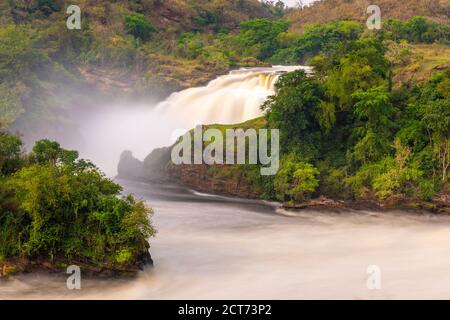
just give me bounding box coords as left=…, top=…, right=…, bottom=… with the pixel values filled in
left=288, top=0, right=450, bottom=32
left=3, top=0, right=269, bottom=32
left=1, top=0, right=272, bottom=94
left=391, top=43, right=450, bottom=87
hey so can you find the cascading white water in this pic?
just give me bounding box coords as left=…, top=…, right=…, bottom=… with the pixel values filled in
left=155, top=66, right=310, bottom=129
left=76, top=66, right=309, bottom=175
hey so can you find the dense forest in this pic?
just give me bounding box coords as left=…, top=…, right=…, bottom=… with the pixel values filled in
left=160, top=12, right=450, bottom=210
left=0, top=0, right=288, bottom=143
left=0, top=133, right=155, bottom=276
left=0, top=0, right=286, bottom=276
left=255, top=19, right=449, bottom=208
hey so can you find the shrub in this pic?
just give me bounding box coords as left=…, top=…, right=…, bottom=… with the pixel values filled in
left=0, top=131, right=23, bottom=176
left=37, top=0, right=60, bottom=16
left=0, top=138, right=156, bottom=268
left=238, top=18, right=291, bottom=60
left=125, top=14, right=156, bottom=42
left=274, top=155, right=320, bottom=202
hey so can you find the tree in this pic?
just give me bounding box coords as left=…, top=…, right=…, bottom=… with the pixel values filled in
left=261, top=1, right=286, bottom=19
left=262, top=70, right=324, bottom=158
left=423, top=99, right=450, bottom=182
left=295, top=21, right=362, bottom=63
left=274, top=155, right=320, bottom=202
left=351, top=86, right=394, bottom=163
left=239, top=18, right=291, bottom=60
left=32, top=139, right=79, bottom=166
left=372, top=139, right=424, bottom=201
left=125, top=14, right=156, bottom=42
left=1, top=139, right=156, bottom=267
left=407, top=71, right=450, bottom=183
left=37, top=0, right=60, bottom=16
left=0, top=131, right=23, bottom=176
left=324, top=37, right=388, bottom=110
left=0, top=26, right=36, bottom=81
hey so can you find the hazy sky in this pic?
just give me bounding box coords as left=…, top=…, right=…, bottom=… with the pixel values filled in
left=280, top=0, right=320, bottom=7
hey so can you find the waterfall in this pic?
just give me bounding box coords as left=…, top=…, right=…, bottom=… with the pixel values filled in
left=74, top=66, right=309, bottom=175
left=155, top=66, right=310, bottom=129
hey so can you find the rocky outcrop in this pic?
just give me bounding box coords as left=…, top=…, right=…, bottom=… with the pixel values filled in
left=117, top=147, right=173, bottom=182
left=166, top=163, right=261, bottom=199
left=117, top=150, right=146, bottom=181
left=0, top=251, right=153, bottom=279
left=117, top=145, right=261, bottom=198
left=142, top=146, right=172, bottom=181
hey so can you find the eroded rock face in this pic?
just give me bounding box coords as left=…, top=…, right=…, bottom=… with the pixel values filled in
left=0, top=250, right=154, bottom=278
left=118, top=145, right=260, bottom=198
left=166, top=163, right=261, bottom=199
left=137, top=251, right=154, bottom=271
left=142, top=147, right=172, bottom=181
left=117, top=150, right=145, bottom=181
left=117, top=147, right=173, bottom=182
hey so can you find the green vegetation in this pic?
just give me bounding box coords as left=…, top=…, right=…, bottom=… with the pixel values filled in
left=0, top=0, right=447, bottom=137
left=274, top=157, right=320, bottom=203
left=0, top=132, right=155, bottom=272
left=161, top=13, right=447, bottom=208
left=288, top=0, right=449, bottom=33
left=382, top=17, right=449, bottom=44
left=125, top=14, right=156, bottom=41
left=0, top=2, right=449, bottom=265
left=244, top=21, right=449, bottom=206
left=238, top=18, right=291, bottom=60
left=0, top=0, right=286, bottom=134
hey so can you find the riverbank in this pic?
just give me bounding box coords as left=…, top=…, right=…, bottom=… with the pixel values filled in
left=4, top=179, right=450, bottom=299
left=118, top=139, right=450, bottom=215
left=281, top=194, right=450, bottom=214
left=0, top=252, right=153, bottom=279
left=118, top=149, right=450, bottom=214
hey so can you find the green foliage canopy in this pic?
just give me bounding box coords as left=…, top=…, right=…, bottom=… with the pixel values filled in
left=125, top=14, right=156, bottom=42
left=0, top=133, right=155, bottom=268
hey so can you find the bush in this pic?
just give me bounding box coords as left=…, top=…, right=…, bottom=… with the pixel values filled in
left=37, top=0, right=60, bottom=16
left=274, top=154, right=320, bottom=202
left=383, top=17, right=450, bottom=44
left=239, top=18, right=291, bottom=60
left=0, top=138, right=156, bottom=268
left=193, top=10, right=219, bottom=28
left=125, top=14, right=156, bottom=42
left=0, top=131, right=23, bottom=176
left=263, top=70, right=324, bottom=157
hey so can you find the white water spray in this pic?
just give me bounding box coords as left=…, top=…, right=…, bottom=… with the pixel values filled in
left=156, top=66, right=309, bottom=129
left=77, top=66, right=308, bottom=175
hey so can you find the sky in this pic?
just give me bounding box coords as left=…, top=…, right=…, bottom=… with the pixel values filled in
left=280, top=0, right=320, bottom=7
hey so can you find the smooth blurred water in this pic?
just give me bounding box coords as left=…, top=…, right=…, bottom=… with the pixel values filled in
left=2, top=179, right=450, bottom=300
left=72, top=66, right=309, bottom=176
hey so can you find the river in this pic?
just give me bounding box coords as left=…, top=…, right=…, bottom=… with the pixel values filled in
left=3, top=66, right=450, bottom=300
left=2, top=179, right=450, bottom=300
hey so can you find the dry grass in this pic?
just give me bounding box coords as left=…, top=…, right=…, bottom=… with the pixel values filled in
left=391, top=43, right=450, bottom=87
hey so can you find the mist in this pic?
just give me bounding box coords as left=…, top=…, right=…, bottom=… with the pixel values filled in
left=27, top=66, right=305, bottom=177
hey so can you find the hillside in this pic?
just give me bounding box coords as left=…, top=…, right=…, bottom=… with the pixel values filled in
left=388, top=43, right=450, bottom=87
left=2, top=0, right=271, bottom=31
left=288, top=0, right=450, bottom=32
left=0, top=0, right=274, bottom=92
left=0, top=0, right=276, bottom=144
